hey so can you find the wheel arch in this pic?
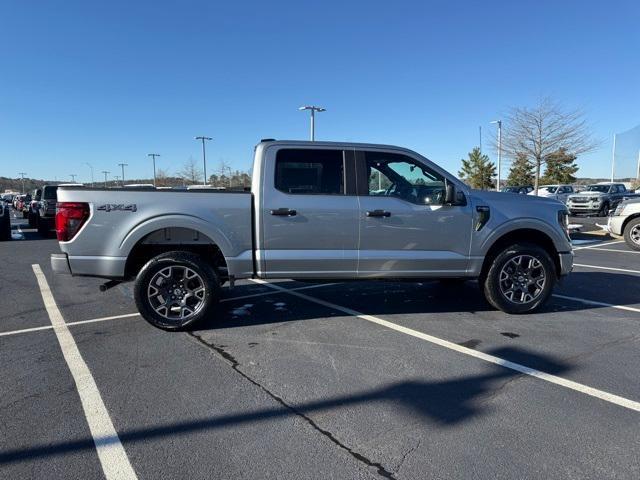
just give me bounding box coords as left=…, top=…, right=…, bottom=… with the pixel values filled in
left=480, top=228, right=560, bottom=281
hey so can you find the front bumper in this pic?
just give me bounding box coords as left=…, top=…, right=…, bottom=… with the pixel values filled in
left=558, top=251, right=574, bottom=276
left=606, top=215, right=625, bottom=236
left=51, top=253, right=72, bottom=275
left=567, top=202, right=602, bottom=214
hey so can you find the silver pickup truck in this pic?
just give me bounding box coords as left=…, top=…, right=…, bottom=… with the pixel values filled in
left=52, top=140, right=573, bottom=330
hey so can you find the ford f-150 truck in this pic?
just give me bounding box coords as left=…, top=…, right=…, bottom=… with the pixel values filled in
left=51, top=140, right=574, bottom=330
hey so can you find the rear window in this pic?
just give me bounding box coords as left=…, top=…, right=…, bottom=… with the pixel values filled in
left=275, top=149, right=344, bottom=195
left=43, top=186, right=58, bottom=200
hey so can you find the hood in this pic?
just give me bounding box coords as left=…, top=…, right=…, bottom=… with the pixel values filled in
left=472, top=189, right=563, bottom=206
left=570, top=191, right=605, bottom=197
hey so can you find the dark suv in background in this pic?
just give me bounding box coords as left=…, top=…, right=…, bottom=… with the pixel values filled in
left=37, top=185, right=58, bottom=236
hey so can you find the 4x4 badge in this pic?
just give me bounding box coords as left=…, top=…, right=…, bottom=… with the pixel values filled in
left=97, top=204, right=137, bottom=212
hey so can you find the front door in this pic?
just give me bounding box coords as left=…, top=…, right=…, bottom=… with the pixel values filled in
left=356, top=150, right=473, bottom=278
left=260, top=147, right=359, bottom=278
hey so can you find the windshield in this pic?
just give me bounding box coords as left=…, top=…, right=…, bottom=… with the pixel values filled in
left=585, top=185, right=610, bottom=193
left=43, top=186, right=58, bottom=199
left=540, top=186, right=558, bottom=193
left=501, top=187, right=518, bottom=193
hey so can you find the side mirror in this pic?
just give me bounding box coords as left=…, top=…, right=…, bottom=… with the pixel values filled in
left=445, top=183, right=455, bottom=204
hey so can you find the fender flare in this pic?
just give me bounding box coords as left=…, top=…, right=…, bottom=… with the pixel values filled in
left=119, top=214, right=236, bottom=259
left=480, top=218, right=566, bottom=256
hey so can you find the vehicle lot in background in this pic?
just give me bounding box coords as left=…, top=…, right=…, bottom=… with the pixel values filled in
left=1, top=212, right=639, bottom=479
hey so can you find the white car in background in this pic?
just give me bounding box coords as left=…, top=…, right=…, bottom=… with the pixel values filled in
left=528, top=185, right=574, bottom=204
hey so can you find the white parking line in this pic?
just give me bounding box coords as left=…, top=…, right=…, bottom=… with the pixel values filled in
left=251, top=279, right=640, bottom=413
left=0, top=313, right=140, bottom=338
left=573, top=263, right=640, bottom=275
left=552, top=294, right=640, bottom=314
left=577, top=247, right=638, bottom=254
left=220, top=282, right=338, bottom=303
left=31, top=264, right=137, bottom=480
left=573, top=240, right=624, bottom=250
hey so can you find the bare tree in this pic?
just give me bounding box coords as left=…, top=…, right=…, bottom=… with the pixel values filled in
left=498, top=98, right=599, bottom=193
left=178, top=156, right=203, bottom=184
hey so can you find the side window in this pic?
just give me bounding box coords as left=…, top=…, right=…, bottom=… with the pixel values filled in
left=275, top=149, right=344, bottom=195
left=364, top=151, right=445, bottom=205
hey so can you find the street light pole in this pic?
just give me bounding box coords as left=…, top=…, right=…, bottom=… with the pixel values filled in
left=195, top=137, right=212, bottom=185
left=18, top=172, right=26, bottom=193
left=118, top=163, right=128, bottom=186
left=101, top=171, right=110, bottom=187
left=84, top=163, right=94, bottom=187
left=148, top=154, right=160, bottom=187
left=491, top=120, right=502, bottom=191
left=298, top=106, right=326, bottom=141
left=611, top=134, right=617, bottom=183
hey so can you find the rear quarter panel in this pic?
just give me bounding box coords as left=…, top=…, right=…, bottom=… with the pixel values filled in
left=57, top=188, right=253, bottom=276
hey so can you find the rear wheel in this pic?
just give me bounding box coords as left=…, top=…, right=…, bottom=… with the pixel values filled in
left=482, top=243, right=555, bottom=314
left=623, top=218, right=640, bottom=251
left=37, top=217, right=49, bottom=236
left=134, top=251, right=221, bottom=331
left=0, top=211, right=10, bottom=241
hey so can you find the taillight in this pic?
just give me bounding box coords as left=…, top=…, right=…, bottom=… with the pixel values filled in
left=56, top=202, right=90, bottom=241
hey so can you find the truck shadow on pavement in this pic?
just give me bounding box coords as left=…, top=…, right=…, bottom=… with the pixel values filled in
left=205, top=272, right=640, bottom=331
left=0, top=346, right=569, bottom=466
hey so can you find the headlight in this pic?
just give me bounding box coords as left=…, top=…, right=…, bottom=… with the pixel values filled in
left=614, top=204, right=625, bottom=216
left=590, top=197, right=600, bottom=202
left=558, top=209, right=570, bottom=239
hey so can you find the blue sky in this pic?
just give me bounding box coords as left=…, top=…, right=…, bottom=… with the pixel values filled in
left=1, top=0, right=639, bottom=182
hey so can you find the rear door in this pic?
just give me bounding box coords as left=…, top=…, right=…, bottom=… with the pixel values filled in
left=355, top=149, right=473, bottom=277
left=260, top=146, right=360, bottom=278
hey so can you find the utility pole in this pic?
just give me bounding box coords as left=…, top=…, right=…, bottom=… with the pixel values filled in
left=84, top=162, right=94, bottom=186
left=491, top=120, right=502, bottom=191
left=611, top=134, right=616, bottom=183
left=479, top=126, right=482, bottom=154
left=18, top=172, right=26, bottom=193
left=70, top=174, right=77, bottom=183
left=118, top=163, right=128, bottom=186
left=114, top=175, right=120, bottom=184
left=298, top=106, right=326, bottom=141
left=636, top=150, right=640, bottom=186
left=148, top=153, right=160, bottom=187
left=101, top=170, right=110, bottom=187
left=194, top=137, right=212, bottom=185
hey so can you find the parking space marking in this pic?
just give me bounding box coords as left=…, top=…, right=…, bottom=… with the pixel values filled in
left=573, top=240, right=624, bottom=250
left=577, top=247, right=639, bottom=254
left=220, top=282, right=338, bottom=303
left=31, top=264, right=137, bottom=480
left=251, top=279, right=640, bottom=413
left=573, top=263, right=640, bottom=275
left=552, top=294, right=640, bottom=314
left=0, top=313, right=140, bottom=338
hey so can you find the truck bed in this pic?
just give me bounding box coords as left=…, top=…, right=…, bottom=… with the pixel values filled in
left=56, top=187, right=254, bottom=279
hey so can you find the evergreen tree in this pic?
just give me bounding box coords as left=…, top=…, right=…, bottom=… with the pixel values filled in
left=458, top=147, right=496, bottom=189
left=506, top=152, right=535, bottom=186
left=540, top=148, right=579, bottom=184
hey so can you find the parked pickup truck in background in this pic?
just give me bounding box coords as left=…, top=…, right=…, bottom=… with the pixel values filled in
left=566, top=183, right=628, bottom=216
left=51, top=140, right=574, bottom=330
left=605, top=198, right=640, bottom=251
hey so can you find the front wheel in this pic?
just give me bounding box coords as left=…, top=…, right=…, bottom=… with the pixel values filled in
left=134, top=251, right=221, bottom=331
left=623, top=218, right=640, bottom=251
left=482, top=243, right=555, bottom=314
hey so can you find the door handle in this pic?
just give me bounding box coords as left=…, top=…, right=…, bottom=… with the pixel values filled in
left=270, top=208, right=297, bottom=216
left=366, top=209, right=391, bottom=218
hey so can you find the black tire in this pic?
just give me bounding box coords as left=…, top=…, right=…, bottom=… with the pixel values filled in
left=623, top=217, right=640, bottom=252
left=482, top=243, right=556, bottom=314
left=37, top=217, right=49, bottom=236
left=134, top=251, right=221, bottom=331
left=0, top=212, right=10, bottom=241
left=28, top=212, right=36, bottom=228
left=22, top=210, right=28, bottom=219
left=598, top=202, right=609, bottom=217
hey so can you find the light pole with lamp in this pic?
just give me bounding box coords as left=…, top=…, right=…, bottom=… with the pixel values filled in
left=298, top=105, right=325, bottom=141
left=148, top=153, right=160, bottom=187
left=490, top=120, right=502, bottom=191
left=195, top=137, right=212, bottom=185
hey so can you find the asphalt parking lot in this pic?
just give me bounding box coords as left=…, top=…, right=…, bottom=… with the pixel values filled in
left=1, top=210, right=639, bottom=480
